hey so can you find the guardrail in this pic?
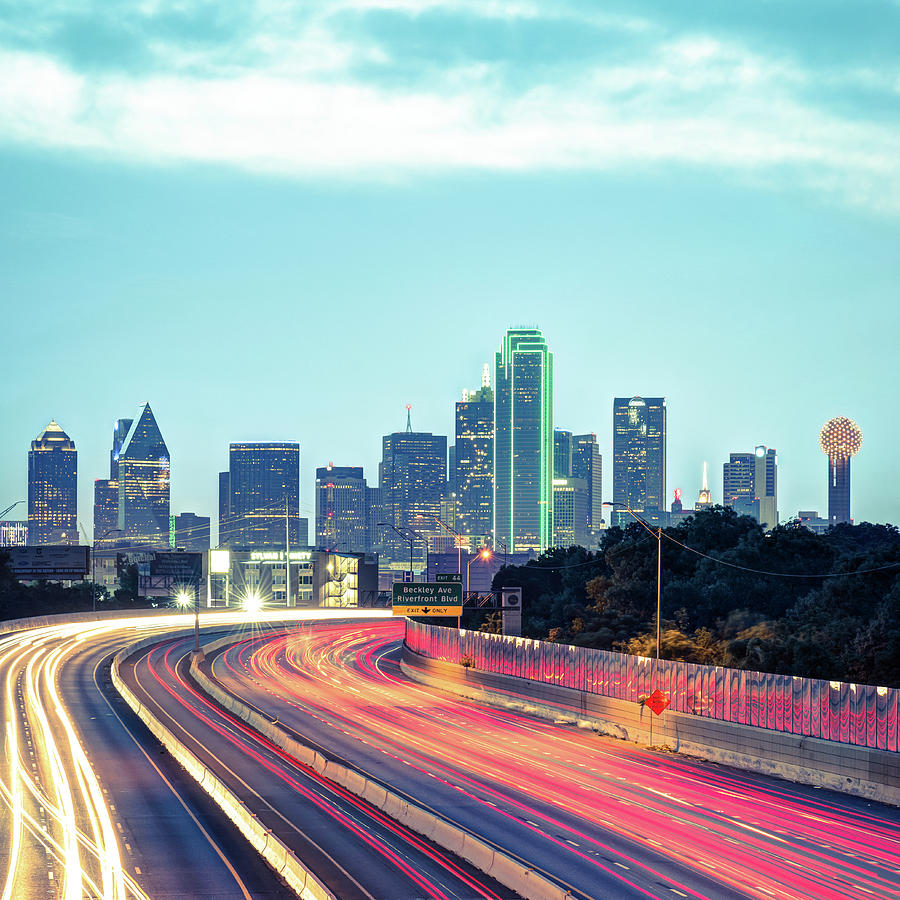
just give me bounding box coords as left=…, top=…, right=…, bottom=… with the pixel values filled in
left=405, top=621, right=900, bottom=752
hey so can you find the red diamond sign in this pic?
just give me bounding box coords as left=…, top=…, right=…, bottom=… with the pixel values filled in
left=645, top=689, right=671, bottom=716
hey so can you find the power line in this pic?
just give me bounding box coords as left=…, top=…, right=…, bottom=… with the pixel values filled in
left=660, top=531, right=900, bottom=579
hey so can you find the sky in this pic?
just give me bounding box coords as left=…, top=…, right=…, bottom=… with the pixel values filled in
left=1, top=1, right=899, bottom=534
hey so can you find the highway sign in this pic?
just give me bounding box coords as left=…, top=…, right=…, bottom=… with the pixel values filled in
left=645, top=689, right=671, bottom=716
left=392, top=581, right=463, bottom=616
left=435, top=573, right=462, bottom=583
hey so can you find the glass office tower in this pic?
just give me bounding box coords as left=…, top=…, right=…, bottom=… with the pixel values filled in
left=225, top=442, right=302, bottom=548
left=27, top=420, right=77, bottom=545
left=378, top=431, right=447, bottom=566
left=315, top=465, right=369, bottom=552
left=455, top=382, right=494, bottom=542
left=493, top=328, right=554, bottom=553
left=117, top=403, right=170, bottom=548
left=612, top=397, right=666, bottom=526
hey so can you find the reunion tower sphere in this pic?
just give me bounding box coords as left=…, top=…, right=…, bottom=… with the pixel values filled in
left=819, top=416, right=862, bottom=525
left=819, top=417, right=863, bottom=461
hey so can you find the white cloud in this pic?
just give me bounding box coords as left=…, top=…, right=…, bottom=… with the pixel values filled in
left=0, top=8, right=898, bottom=214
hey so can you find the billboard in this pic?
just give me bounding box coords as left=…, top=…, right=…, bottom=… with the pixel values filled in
left=4, top=545, right=90, bottom=581
left=136, top=551, right=203, bottom=598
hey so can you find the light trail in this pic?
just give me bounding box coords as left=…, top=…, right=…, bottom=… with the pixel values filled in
left=214, top=620, right=900, bottom=900
left=133, top=634, right=513, bottom=900
left=0, top=609, right=328, bottom=899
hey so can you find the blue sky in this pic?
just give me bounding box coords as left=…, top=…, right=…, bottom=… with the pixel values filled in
left=1, top=1, right=898, bottom=532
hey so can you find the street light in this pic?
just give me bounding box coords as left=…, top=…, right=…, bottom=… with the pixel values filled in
left=425, top=515, right=463, bottom=577
left=493, top=539, right=509, bottom=570
left=172, top=584, right=201, bottom=654
left=244, top=591, right=263, bottom=615
left=0, top=499, right=25, bottom=519
left=91, top=528, right=119, bottom=613
left=377, top=522, right=422, bottom=581
left=604, top=501, right=663, bottom=663
left=465, top=548, right=492, bottom=596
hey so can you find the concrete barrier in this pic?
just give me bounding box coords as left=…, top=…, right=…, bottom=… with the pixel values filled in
left=111, top=632, right=335, bottom=900
left=400, top=645, right=900, bottom=807
left=191, top=636, right=573, bottom=900
left=0, top=608, right=174, bottom=637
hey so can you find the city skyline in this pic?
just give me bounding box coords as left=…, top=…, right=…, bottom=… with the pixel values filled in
left=3, top=346, right=884, bottom=545
left=1, top=3, right=898, bottom=532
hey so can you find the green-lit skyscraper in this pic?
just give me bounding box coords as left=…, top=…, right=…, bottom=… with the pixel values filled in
left=493, top=328, right=554, bottom=552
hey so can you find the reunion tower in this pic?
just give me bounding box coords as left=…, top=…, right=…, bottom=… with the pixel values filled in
left=819, top=417, right=862, bottom=525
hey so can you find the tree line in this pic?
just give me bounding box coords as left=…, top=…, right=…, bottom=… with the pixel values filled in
left=485, top=507, right=900, bottom=688
left=0, top=552, right=151, bottom=621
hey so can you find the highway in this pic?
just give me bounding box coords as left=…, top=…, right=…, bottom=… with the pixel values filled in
left=119, top=620, right=518, bottom=900
left=201, top=619, right=900, bottom=900
left=0, top=613, right=299, bottom=899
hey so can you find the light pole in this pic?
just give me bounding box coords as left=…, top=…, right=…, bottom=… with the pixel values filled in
left=494, top=539, right=509, bottom=570
left=91, top=528, right=118, bottom=613
left=402, top=526, right=429, bottom=580
left=465, top=548, right=492, bottom=596
left=426, top=515, right=463, bottom=577
left=604, top=501, right=663, bottom=664
left=174, top=588, right=200, bottom=653
left=0, top=500, right=25, bottom=519
left=377, top=522, right=415, bottom=580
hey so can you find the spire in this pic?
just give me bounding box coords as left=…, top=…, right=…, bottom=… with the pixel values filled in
left=482, top=362, right=491, bottom=389
left=696, top=461, right=712, bottom=509
left=405, top=404, right=412, bottom=433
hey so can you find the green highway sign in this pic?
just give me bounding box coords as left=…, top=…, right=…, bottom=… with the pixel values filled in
left=392, top=581, right=463, bottom=616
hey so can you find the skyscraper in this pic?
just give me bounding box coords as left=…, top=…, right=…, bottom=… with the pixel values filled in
left=94, top=417, right=133, bottom=546
left=552, top=477, right=589, bottom=547
left=224, top=442, right=302, bottom=548
left=454, top=366, right=493, bottom=543
left=27, top=420, right=77, bottom=545
left=572, top=433, right=602, bottom=533
left=819, top=417, right=862, bottom=525
left=315, top=465, right=368, bottom=552
left=217, top=470, right=230, bottom=548
left=378, top=423, right=446, bottom=566
left=170, top=512, right=211, bottom=551
left=93, top=479, right=118, bottom=545
left=379, top=430, right=446, bottom=565
left=553, top=429, right=573, bottom=478
left=723, top=447, right=778, bottom=528
left=117, top=403, right=170, bottom=548
left=110, top=417, right=133, bottom=480
left=493, top=328, right=554, bottom=553
left=612, top=397, right=666, bottom=526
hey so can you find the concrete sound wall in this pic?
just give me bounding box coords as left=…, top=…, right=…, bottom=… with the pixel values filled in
left=401, top=645, right=900, bottom=807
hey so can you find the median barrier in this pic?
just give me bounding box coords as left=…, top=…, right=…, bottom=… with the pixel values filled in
left=111, top=632, right=335, bottom=900
left=191, top=634, right=572, bottom=900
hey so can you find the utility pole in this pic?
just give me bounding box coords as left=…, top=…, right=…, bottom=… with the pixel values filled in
left=285, top=498, right=291, bottom=607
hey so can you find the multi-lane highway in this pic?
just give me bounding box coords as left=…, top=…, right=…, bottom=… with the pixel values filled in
left=198, top=619, right=900, bottom=900
left=3, top=612, right=900, bottom=900
left=120, top=627, right=517, bottom=900
left=0, top=612, right=362, bottom=899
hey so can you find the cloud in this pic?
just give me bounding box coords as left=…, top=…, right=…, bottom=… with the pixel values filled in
left=0, top=2, right=898, bottom=213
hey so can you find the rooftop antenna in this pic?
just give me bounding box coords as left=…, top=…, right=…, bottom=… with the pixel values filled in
left=405, top=404, right=412, bottom=433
